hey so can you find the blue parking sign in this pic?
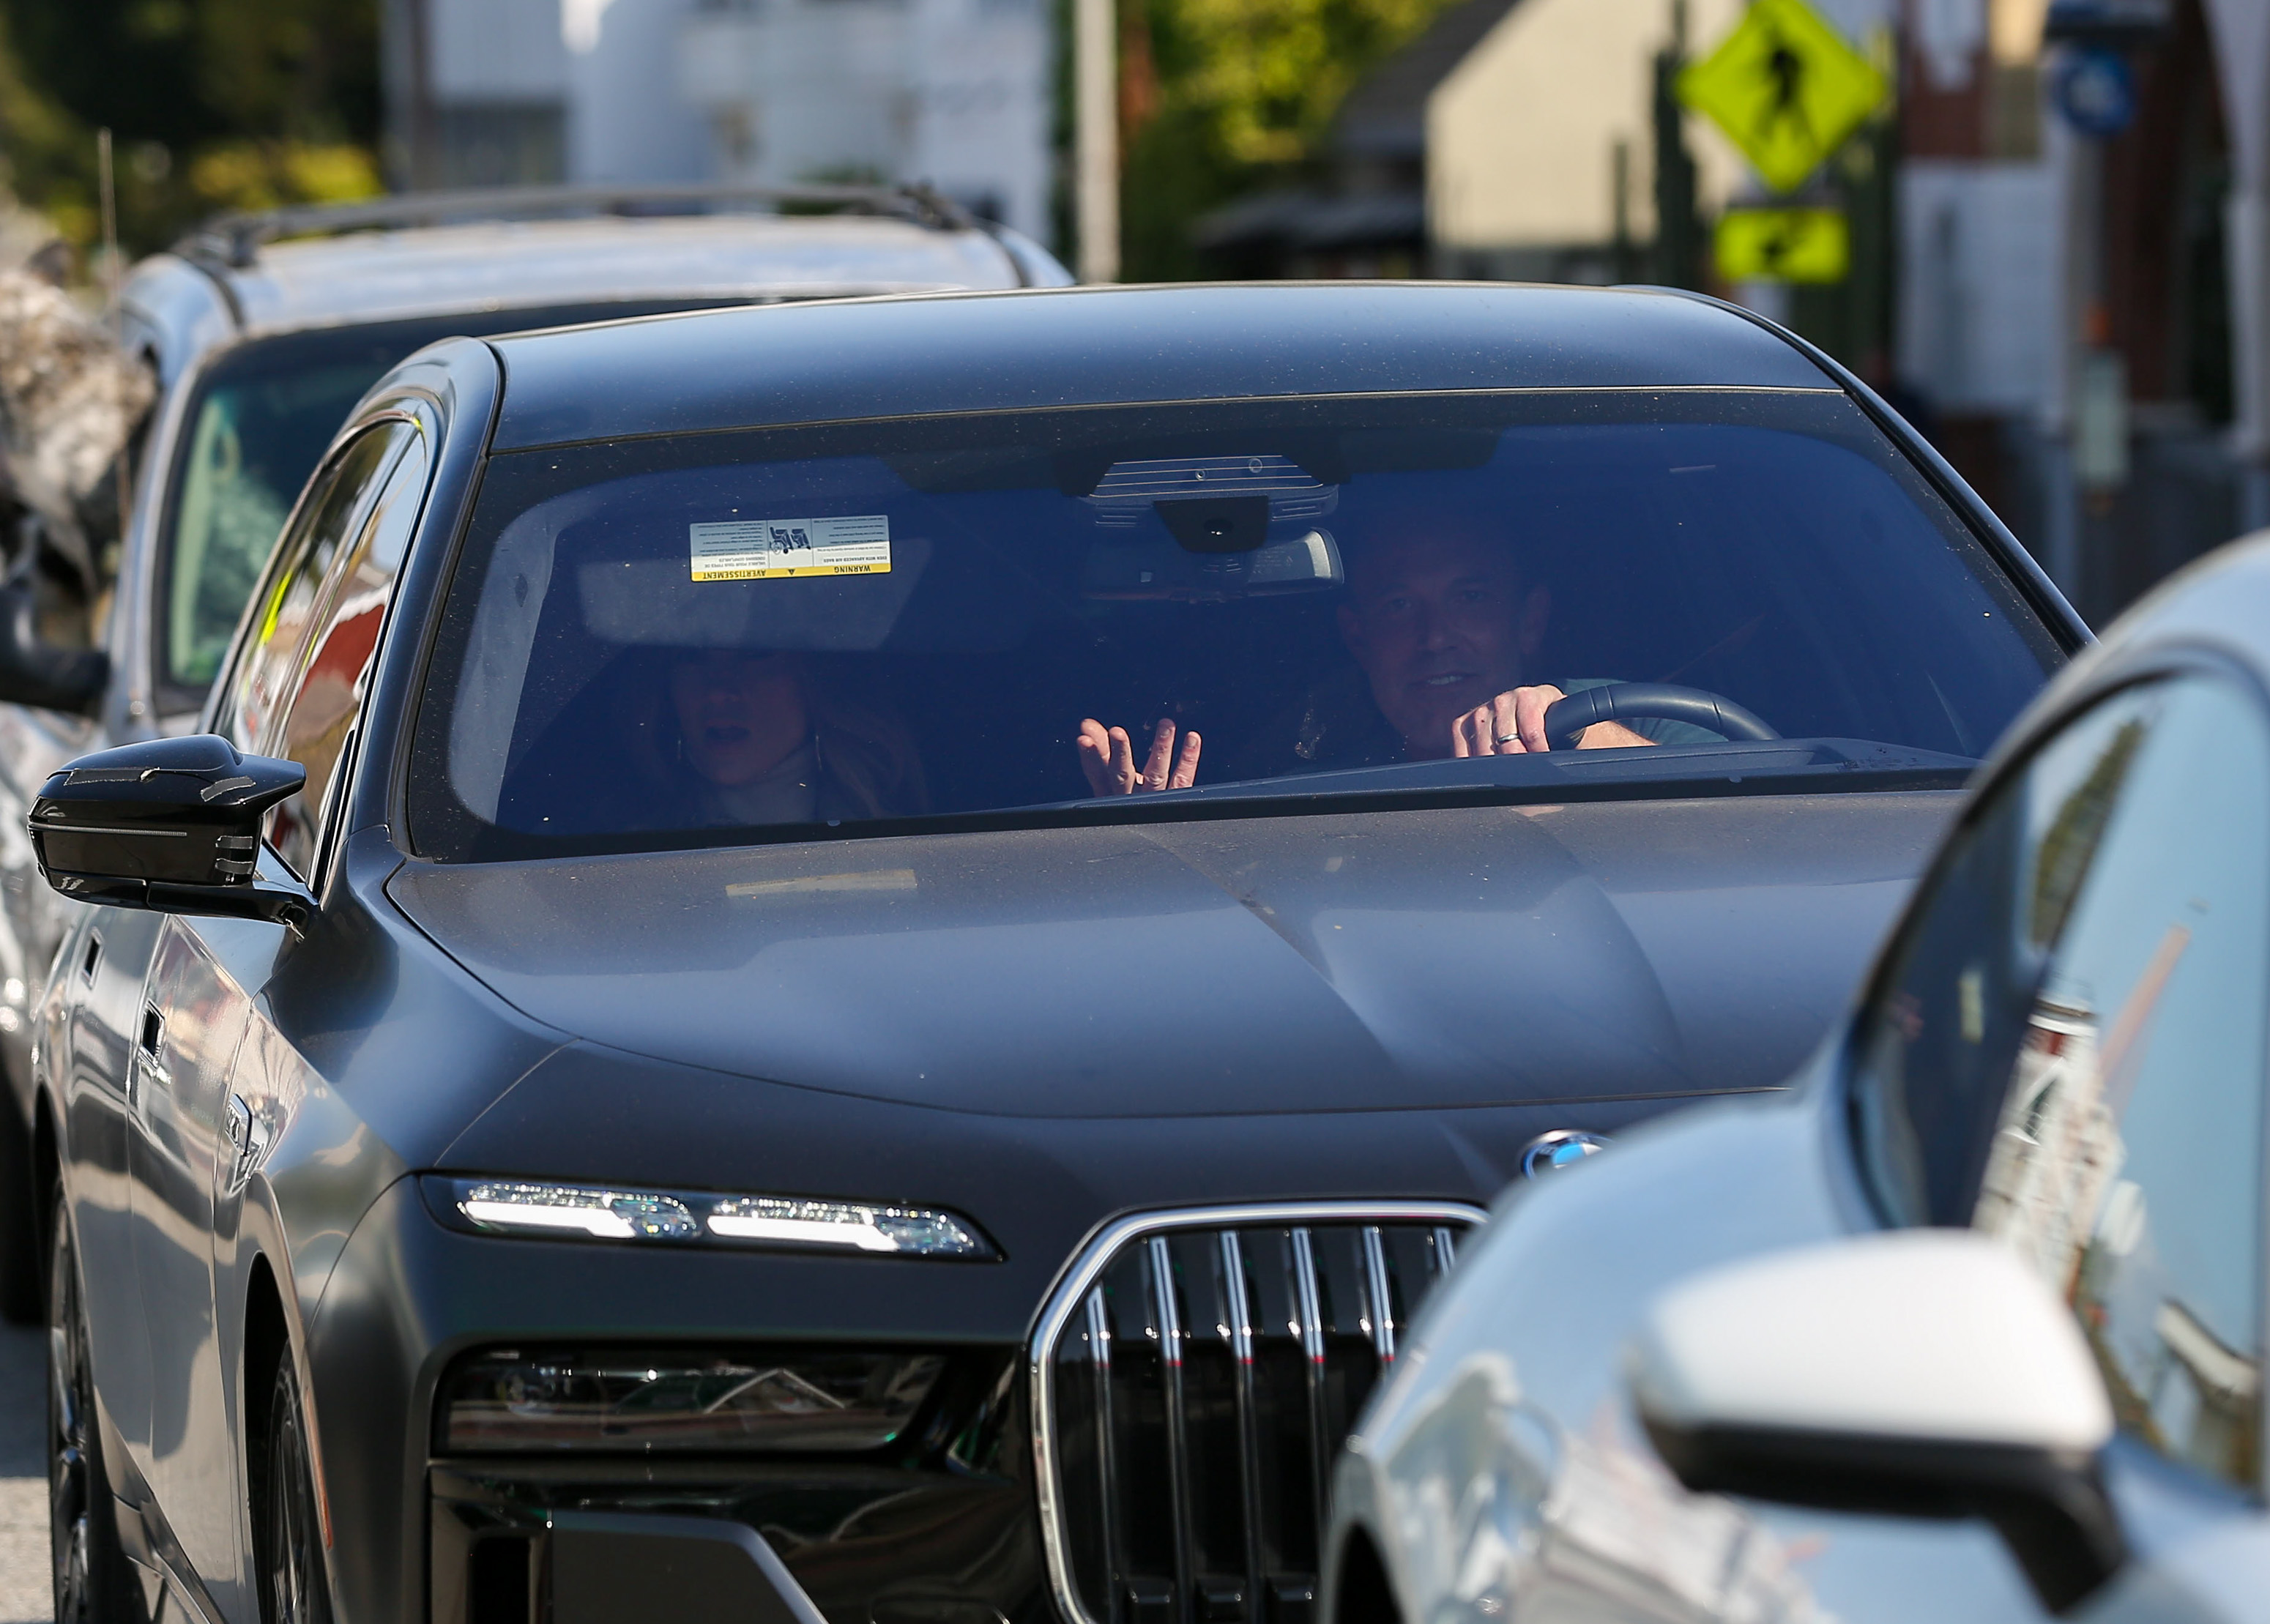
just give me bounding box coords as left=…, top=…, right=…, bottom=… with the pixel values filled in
left=2055, top=47, right=2136, bottom=136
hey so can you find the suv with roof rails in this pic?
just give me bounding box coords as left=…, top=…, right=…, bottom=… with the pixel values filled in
left=0, top=184, right=1068, bottom=1316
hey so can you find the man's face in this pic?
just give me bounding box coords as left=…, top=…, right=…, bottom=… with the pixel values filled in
left=669, top=649, right=809, bottom=786
left=1337, top=530, right=1547, bottom=759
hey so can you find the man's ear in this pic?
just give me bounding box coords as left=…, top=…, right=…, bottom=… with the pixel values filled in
left=1517, top=585, right=1550, bottom=665
left=1337, top=602, right=1367, bottom=660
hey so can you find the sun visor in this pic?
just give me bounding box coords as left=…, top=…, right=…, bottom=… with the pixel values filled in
left=573, top=533, right=1043, bottom=651
left=578, top=540, right=934, bottom=649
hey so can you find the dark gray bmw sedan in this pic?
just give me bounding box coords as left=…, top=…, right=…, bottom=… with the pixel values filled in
left=25, top=283, right=2080, bottom=1624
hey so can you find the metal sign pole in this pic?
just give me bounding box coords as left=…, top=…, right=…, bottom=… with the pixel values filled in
left=1074, top=0, right=1119, bottom=283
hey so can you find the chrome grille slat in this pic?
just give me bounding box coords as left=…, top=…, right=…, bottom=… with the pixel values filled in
left=1084, top=1288, right=1127, bottom=1624
left=1149, top=1236, right=1198, bottom=1624
left=1032, top=1202, right=1484, bottom=1624
left=1360, top=1226, right=1395, bottom=1366
left=1221, top=1231, right=1265, bottom=1624
left=1288, top=1227, right=1331, bottom=1541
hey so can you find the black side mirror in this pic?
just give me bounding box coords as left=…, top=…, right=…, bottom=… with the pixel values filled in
left=0, top=567, right=108, bottom=717
left=30, top=734, right=311, bottom=928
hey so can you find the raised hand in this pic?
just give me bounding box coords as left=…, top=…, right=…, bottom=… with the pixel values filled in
left=1078, top=716, right=1202, bottom=795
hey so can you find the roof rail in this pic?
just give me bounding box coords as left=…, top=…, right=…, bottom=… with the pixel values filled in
left=176, top=182, right=978, bottom=270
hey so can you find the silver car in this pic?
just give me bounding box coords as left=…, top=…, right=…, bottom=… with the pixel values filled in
left=1324, top=532, right=2270, bottom=1624
left=0, top=185, right=1065, bottom=1316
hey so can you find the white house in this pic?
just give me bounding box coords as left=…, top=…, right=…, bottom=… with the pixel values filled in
left=382, top=0, right=1051, bottom=239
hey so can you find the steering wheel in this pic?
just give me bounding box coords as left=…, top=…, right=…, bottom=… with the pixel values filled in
left=1540, top=683, right=1778, bottom=751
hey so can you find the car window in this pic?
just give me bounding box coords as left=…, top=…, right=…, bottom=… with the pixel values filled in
left=265, top=428, right=431, bottom=878
left=1849, top=674, right=2269, bottom=1488
left=155, top=301, right=757, bottom=707
left=211, top=423, right=412, bottom=760
left=165, top=354, right=385, bottom=693
left=406, top=390, right=2061, bottom=861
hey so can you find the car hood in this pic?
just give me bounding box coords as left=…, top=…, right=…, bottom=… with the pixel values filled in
left=386, top=792, right=1957, bottom=1118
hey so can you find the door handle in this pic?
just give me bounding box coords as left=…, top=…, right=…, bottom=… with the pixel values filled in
left=225, top=1093, right=269, bottom=1188
left=135, top=1003, right=169, bottom=1079
left=130, top=1003, right=169, bottom=1115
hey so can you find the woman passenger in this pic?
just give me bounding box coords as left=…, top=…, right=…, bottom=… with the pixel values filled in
left=653, top=647, right=927, bottom=825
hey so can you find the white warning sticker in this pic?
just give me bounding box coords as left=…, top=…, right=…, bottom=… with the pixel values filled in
left=689, top=514, right=892, bottom=581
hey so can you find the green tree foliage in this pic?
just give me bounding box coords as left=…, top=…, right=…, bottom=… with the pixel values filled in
left=0, top=0, right=380, bottom=258
left=1117, top=0, right=1452, bottom=279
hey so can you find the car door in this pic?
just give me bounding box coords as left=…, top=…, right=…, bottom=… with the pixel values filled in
left=128, top=918, right=256, bottom=1593
left=124, top=418, right=415, bottom=1602
left=1843, top=665, right=2270, bottom=1618
left=64, top=904, right=165, bottom=1500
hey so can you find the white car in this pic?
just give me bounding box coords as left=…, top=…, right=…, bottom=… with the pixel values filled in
left=1325, top=530, right=2270, bottom=1624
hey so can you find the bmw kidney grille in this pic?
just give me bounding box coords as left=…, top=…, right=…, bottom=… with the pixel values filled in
left=1030, top=1203, right=1484, bottom=1624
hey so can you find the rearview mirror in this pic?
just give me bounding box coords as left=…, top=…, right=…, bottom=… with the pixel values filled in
left=1629, top=1230, right=2125, bottom=1614
left=31, top=734, right=311, bottom=928
left=1084, top=528, right=1343, bottom=601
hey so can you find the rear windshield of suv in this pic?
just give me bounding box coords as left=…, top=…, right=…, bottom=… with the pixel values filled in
left=157, top=300, right=761, bottom=707
left=407, top=389, right=2064, bottom=861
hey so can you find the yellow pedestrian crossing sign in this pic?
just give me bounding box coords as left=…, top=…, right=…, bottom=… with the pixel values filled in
left=1678, top=0, right=1888, bottom=194
left=1715, top=207, right=1849, bottom=283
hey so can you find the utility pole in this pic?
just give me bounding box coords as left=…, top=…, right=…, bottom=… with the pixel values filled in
left=1652, top=0, right=1701, bottom=290
left=1074, top=0, right=1119, bottom=283
left=1612, top=138, right=1634, bottom=281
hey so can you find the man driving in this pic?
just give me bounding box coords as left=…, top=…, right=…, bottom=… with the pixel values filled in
left=1077, top=515, right=1659, bottom=796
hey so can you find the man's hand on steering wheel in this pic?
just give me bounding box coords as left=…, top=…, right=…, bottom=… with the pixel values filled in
left=1451, top=686, right=1654, bottom=755
left=1079, top=716, right=1202, bottom=795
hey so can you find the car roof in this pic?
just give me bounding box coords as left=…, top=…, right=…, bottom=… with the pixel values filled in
left=483, top=282, right=1839, bottom=452
left=171, top=212, right=1034, bottom=337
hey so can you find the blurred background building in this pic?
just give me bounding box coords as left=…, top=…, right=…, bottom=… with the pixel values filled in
left=382, top=0, right=1049, bottom=236
left=1893, top=0, right=2246, bottom=625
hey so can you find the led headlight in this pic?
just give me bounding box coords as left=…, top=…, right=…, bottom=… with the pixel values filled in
left=706, top=1196, right=983, bottom=1255
left=455, top=1182, right=701, bottom=1240
left=439, top=1346, right=946, bottom=1453
left=427, top=1176, right=997, bottom=1259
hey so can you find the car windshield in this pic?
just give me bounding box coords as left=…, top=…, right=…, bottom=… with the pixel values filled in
left=157, top=301, right=759, bottom=707
left=407, top=389, right=2063, bottom=861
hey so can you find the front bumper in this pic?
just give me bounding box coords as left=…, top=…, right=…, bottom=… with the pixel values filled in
left=302, top=1098, right=1639, bottom=1624
left=429, top=1422, right=1036, bottom=1624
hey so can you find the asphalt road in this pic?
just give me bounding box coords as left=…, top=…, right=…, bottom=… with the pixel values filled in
left=0, top=1322, right=45, bottom=1622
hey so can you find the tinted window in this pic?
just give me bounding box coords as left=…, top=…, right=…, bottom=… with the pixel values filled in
left=1850, top=674, right=2269, bottom=1486
left=267, top=431, right=431, bottom=877
left=157, top=302, right=758, bottom=704
left=212, top=423, right=411, bottom=757
left=408, top=390, right=2058, bottom=861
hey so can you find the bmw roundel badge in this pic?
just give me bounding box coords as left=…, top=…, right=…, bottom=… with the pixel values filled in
left=1520, top=1129, right=1610, bottom=1180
